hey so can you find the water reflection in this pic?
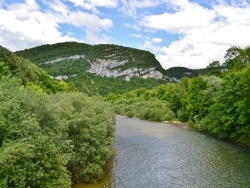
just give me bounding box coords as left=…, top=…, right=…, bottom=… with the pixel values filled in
left=74, top=116, right=250, bottom=188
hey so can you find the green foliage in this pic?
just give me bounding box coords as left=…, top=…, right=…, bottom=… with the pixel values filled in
left=165, top=67, right=195, bottom=79
left=0, top=45, right=75, bottom=93
left=16, top=42, right=164, bottom=71
left=154, top=83, right=182, bottom=113
left=224, top=46, right=250, bottom=71
left=48, top=93, right=115, bottom=183
left=0, top=77, right=115, bottom=186
left=0, top=45, right=40, bottom=84
left=206, top=61, right=223, bottom=76
left=67, top=72, right=165, bottom=96
left=15, top=42, right=91, bottom=64
left=0, top=61, right=10, bottom=78
left=0, top=138, right=71, bottom=188
left=199, top=65, right=250, bottom=145
left=112, top=97, right=175, bottom=121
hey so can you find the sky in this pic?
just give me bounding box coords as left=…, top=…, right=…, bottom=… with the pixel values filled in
left=1, top=0, right=250, bottom=69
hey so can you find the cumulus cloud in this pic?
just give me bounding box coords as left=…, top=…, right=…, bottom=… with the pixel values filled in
left=0, top=0, right=113, bottom=51
left=141, top=0, right=250, bottom=69
left=141, top=1, right=215, bottom=34
left=0, top=0, right=74, bottom=51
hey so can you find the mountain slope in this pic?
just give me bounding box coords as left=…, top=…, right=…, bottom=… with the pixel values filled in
left=16, top=42, right=167, bottom=81
left=15, top=42, right=169, bottom=95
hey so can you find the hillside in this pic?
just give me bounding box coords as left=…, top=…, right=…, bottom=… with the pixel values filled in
left=0, top=45, right=71, bottom=93
left=16, top=42, right=169, bottom=95
left=16, top=42, right=167, bottom=80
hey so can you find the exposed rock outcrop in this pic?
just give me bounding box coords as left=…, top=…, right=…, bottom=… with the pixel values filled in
left=87, top=59, right=165, bottom=81
left=44, top=55, right=85, bottom=64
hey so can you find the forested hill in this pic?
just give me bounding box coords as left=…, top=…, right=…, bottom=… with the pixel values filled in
left=15, top=42, right=166, bottom=80
left=15, top=42, right=170, bottom=95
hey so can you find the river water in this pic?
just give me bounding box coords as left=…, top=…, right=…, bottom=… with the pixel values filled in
left=74, top=116, right=250, bottom=188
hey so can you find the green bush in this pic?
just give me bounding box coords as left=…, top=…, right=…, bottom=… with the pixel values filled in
left=0, top=77, right=115, bottom=186
left=113, top=98, right=175, bottom=121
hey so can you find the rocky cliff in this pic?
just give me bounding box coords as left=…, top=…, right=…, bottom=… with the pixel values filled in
left=88, top=59, right=165, bottom=81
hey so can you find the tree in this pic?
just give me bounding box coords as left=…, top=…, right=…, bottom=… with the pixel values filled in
left=0, top=138, right=71, bottom=188
left=224, top=46, right=250, bottom=70
left=201, top=65, right=250, bottom=147
left=206, top=61, right=222, bottom=76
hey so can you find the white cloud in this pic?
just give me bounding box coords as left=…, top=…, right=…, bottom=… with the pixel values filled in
left=0, top=0, right=75, bottom=51
left=156, top=41, right=229, bottom=69
left=0, top=0, right=113, bottom=51
left=120, top=0, right=161, bottom=17
left=65, top=11, right=113, bottom=43
left=141, top=1, right=250, bottom=69
left=66, top=11, right=112, bottom=31
left=141, top=1, right=215, bottom=34
left=65, top=0, right=118, bottom=12
left=152, top=37, right=162, bottom=43
left=140, top=40, right=162, bottom=55
left=47, top=0, right=69, bottom=16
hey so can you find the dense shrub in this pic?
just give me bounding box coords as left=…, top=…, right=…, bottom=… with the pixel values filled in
left=113, top=98, right=175, bottom=121
left=0, top=77, right=115, bottom=186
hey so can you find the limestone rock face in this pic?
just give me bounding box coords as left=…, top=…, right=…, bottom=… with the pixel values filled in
left=40, top=53, right=167, bottom=81
left=88, top=59, right=164, bottom=81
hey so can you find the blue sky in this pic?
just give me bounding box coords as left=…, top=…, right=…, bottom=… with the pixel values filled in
left=1, top=0, right=250, bottom=69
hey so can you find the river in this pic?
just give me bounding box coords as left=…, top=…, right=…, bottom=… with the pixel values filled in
left=74, top=115, right=250, bottom=188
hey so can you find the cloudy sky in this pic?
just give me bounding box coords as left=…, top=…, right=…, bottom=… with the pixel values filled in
left=1, top=0, right=250, bottom=69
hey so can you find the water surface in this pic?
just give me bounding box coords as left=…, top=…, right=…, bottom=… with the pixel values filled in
left=74, top=116, right=250, bottom=188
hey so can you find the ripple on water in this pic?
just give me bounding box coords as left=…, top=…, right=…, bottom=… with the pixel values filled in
left=74, top=116, right=250, bottom=188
